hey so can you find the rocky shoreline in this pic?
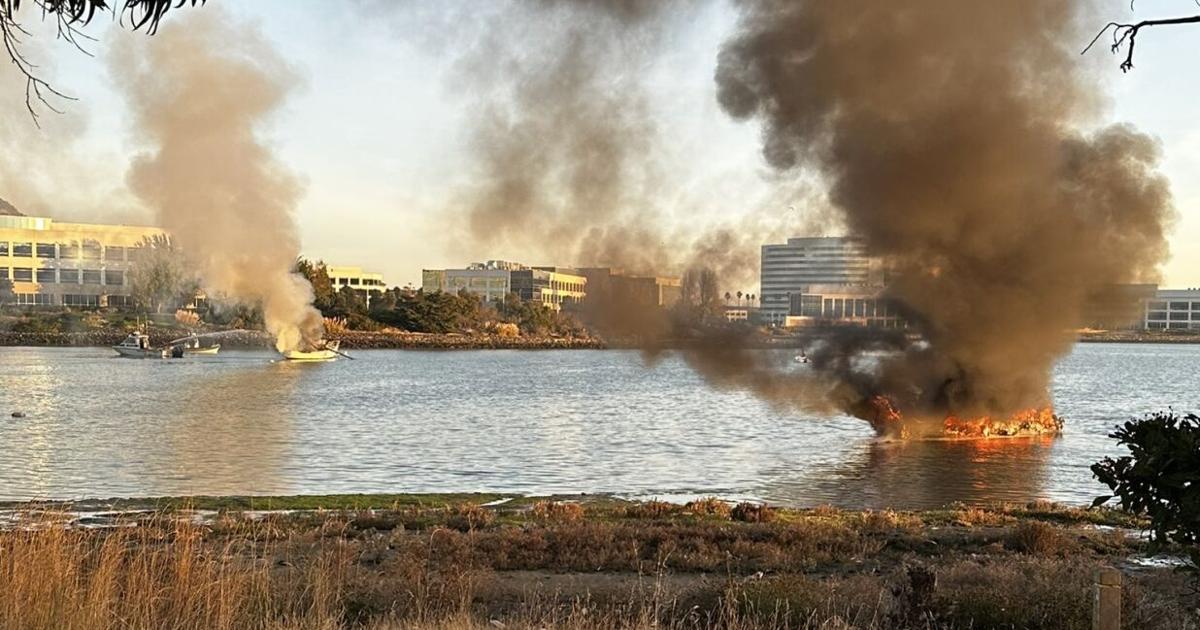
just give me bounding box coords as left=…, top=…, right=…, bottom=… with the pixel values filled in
left=0, top=328, right=605, bottom=350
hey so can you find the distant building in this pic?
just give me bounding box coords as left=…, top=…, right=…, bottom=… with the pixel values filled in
left=0, top=213, right=164, bottom=308
left=577, top=267, right=681, bottom=308
left=421, top=261, right=587, bottom=311
left=1081, top=284, right=1158, bottom=330
left=760, top=237, right=881, bottom=325
left=1145, top=288, right=1200, bottom=331
left=783, top=284, right=906, bottom=329
left=326, top=265, right=387, bottom=304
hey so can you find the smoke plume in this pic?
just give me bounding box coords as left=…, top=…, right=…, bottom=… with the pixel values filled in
left=714, top=0, right=1174, bottom=418
left=108, top=10, right=323, bottom=352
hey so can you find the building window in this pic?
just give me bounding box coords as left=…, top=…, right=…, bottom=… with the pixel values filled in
left=0, top=242, right=7, bottom=256
left=106, top=295, right=131, bottom=308
left=63, top=294, right=100, bottom=307
left=36, top=269, right=55, bottom=283
left=82, top=270, right=102, bottom=285
left=1148, top=321, right=1166, bottom=329
left=59, top=243, right=79, bottom=259
left=82, top=243, right=102, bottom=260
left=106, top=246, right=126, bottom=262
left=14, top=293, right=53, bottom=306
left=59, top=269, right=79, bottom=284
left=12, top=242, right=32, bottom=257
left=1149, top=301, right=1168, bottom=310
left=1170, top=302, right=1190, bottom=310
left=12, top=267, right=32, bottom=282
left=35, top=243, right=55, bottom=258
left=1147, top=311, right=1168, bottom=322
left=1192, top=302, right=1200, bottom=311
left=0, top=268, right=6, bottom=280
left=1169, top=322, right=1188, bottom=329
left=104, top=270, right=124, bottom=286
left=1169, top=312, right=1189, bottom=321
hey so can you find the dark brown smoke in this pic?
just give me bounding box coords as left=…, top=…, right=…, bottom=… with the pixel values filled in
left=715, top=0, right=1174, bottom=418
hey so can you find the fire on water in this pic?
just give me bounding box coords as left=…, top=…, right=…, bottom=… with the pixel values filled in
left=860, top=396, right=1063, bottom=440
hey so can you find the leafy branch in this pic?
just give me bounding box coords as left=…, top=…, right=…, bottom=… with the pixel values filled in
left=1, top=0, right=204, bottom=125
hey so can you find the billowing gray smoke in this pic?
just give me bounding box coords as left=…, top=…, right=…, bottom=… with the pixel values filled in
left=715, top=0, right=1174, bottom=418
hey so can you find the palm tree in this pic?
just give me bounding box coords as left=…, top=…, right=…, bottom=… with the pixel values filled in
left=736, top=290, right=743, bottom=306
left=724, top=291, right=732, bottom=305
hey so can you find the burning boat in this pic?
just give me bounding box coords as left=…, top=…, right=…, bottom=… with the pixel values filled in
left=282, top=340, right=342, bottom=362
left=857, top=395, right=1062, bottom=440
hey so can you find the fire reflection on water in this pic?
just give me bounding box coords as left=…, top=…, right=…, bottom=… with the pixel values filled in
left=758, top=436, right=1058, bottom=510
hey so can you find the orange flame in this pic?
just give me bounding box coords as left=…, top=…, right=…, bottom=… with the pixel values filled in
left=861, top=396, right=1062, bottom=439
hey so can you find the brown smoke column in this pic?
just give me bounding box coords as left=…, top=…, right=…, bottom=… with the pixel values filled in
left=715, top=0, right=1174, bottom=417
left=108, top=9, right=323, bottom=352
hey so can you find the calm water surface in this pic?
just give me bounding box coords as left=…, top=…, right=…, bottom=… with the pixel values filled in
left=0, top=344, right=1195, bottom=508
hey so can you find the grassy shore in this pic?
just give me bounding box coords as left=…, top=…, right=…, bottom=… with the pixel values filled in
left=0, top=495, right=1195, bottom=629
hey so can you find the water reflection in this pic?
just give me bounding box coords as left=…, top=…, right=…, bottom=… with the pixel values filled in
left=759, top=436, right=1056, bottom=509
left=164, top=361, right=305, bottom=496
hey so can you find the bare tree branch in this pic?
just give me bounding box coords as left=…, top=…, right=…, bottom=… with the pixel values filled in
left=1084, top=8, right=1200, bottom=72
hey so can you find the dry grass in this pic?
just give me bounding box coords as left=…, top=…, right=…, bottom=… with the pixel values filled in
left=731, top=502, right=777, bottom=523
left=0, top=503, right=1192, bottom=630
left=685, top=497, right=732, bottom=519
left=623, top=500, right=684, bottom=519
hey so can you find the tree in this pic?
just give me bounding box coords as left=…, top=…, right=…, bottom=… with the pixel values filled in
left=1, top=0, right=204, bottom=121
left=128, top=234, right=194, bottom=314
left=724, top=291, right=732, bottom=305
left=736, top=290, right=743, bottom=306
left=294, top=257, right=335, bottom=314
left=1086, top=5, right=1200, bottom=72
left=1092, top=411, right=1200, bottom=577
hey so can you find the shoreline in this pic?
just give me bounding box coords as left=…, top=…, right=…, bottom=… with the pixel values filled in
left=0, top=493, right=1192, bottom=628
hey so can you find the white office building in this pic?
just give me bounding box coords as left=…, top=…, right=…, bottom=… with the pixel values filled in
left=1144, top=289, right=1200, bottom=330
left=759, top=237, right=880, bottom=325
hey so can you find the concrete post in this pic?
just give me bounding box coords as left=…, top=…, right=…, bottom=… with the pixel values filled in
left=1093, top=567, right=1121, bottom=630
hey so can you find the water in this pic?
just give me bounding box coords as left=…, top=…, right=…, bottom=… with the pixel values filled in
left=0, top=344, right=1195, bottom=509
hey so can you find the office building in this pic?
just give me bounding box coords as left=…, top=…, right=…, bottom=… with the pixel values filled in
left=577, top=267, right=681, bottom=308
left=760, top=237, right=881, bottom=325
left=783, top=284, right=906, bottom=329
left=0, top=211, right=164, bottom=308
left=326, top=265, right=387, bottom=304
left=1145, top=289, right=1200, bottom=330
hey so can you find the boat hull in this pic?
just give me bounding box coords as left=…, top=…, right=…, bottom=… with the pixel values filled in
left=113, top=346, right=165, bottom=359
left=282, top=341, right=340, bottom=362
left=185, top=344, right=221, bottom=355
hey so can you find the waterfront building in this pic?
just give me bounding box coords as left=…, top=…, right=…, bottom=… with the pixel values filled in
left=0, top=212, right=164, bottom=308
left=326, top=265, right=387, bottom=304
left=783, top=284, right=906, bottom=329
left=525, top=267, right=588, bottom=310
left=577, top=267, right=681, bottom=308
left=1145, top=288, right=1200, bottom=330
left=421, top=260, right=531, bottom=304
left=760, top=237, right=881, bottom=325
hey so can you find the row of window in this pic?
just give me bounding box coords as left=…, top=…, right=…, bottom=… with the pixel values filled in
left=1146, top=301, right=1200, bottom=311
left=10, top=293, right=130, bottom=307
left=0, top=267, right=123, bottom=285
left=1147, top=321, right=1200, bottom=330
left=333, top=277, right=386, bottom=287
left=0, top=242, right=136, bottom=262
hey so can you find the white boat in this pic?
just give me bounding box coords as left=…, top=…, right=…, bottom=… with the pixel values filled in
left=186, top=344, right=221, bottom=355
left=113, top=332, right=166, bottom=359
left=282, top=340, right=341, bottom=362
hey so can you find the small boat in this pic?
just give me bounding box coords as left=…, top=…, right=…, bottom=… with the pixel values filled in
left=113, top=332, right=166, bottom=359
left=282, top=340, right=341, bottom=362
left=181, top=338, right=220, bottom=355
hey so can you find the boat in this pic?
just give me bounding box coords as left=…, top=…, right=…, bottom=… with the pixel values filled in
left=180, top=337, right=220, bottom=355
left=282, top=340, right=341, bottom=362
left=113, top=332, right=166, bottom=359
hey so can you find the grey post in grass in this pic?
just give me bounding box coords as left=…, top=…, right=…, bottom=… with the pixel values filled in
left=1093, top=567, right=1121, bottom=630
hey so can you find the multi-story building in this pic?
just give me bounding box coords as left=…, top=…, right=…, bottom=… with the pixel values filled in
left=760, top=237, right=881, bottom=325
left=783, top=284, right=906, bottom=329
left=521, top=267, right=587, bottom=310
left=422, top=261, right=521, bottom=303
left=326, top=265, right=387, bottom=304
left=1144, top=289, right=1200, bottom=330
left=577, top=267, right=681, bottom=308
left=0, top=212, right=164, bottom=308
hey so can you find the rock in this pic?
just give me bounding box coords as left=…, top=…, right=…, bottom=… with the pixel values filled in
left=10, top=411, right=25, bottom=418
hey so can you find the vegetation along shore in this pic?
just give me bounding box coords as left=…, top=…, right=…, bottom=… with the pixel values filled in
left=0, top=494, right=1194, bottom=629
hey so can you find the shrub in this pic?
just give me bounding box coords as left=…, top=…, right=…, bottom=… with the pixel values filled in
left=731, top=502, right=777, bottom=524
left=622, top=500, right=682, bottom=519
left=174, top=309, right=200, bottom=327
left=1005, top=521, right=1069, bottom=555
left=1092, top=411, right=1200, bottom=546
left=530, top=501, right=584, bottom=523
left=685, top=497, right=731, bottom=519
left=444, top=504, right=495, bottom=532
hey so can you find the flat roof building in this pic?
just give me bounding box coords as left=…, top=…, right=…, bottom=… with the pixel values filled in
left=577, top=267, right=681, bottom=308
left=1145, top=288, right=1200, bottom=331
left=0, top=213, right=164, bottom=308
left=760, top=237, right=881, bottom=325
left=783, top=284, right=906, bottom=329
left=327, top=265, right=387, bottom=303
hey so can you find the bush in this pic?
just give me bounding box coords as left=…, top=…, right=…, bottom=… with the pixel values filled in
left=444, top=504, right=495, bottom=532
left=530, top=501, right=584, bottom=523
left=1092, top=411, right=1200, bottom=547
left=685, top=497, right=731, bottom=519
left=731, top=502, right=777, bottom=523
left=1006, top=521, right=1070, bottom=555
left=622, top=500, right=682, bottom=519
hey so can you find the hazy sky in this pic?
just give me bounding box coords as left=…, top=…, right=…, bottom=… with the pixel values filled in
left=5, top=0, right=1199, bottom=289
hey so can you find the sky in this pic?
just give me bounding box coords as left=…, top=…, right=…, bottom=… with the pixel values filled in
left=4, top=0, right=1199, bottom=289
